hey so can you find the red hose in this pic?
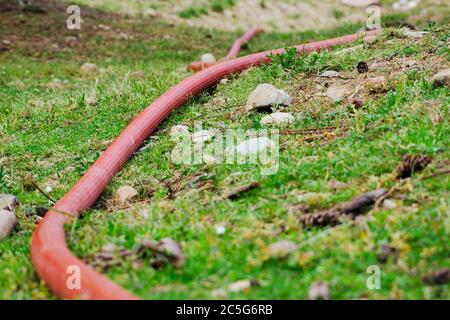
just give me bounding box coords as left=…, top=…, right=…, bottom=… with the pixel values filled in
left=187, top=26, right=263, bottom=72
left=31, top=30, right=379, bottom=300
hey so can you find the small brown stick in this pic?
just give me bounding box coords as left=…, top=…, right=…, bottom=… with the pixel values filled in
left=420, top=168, right=450, bottom=180
left=278, top=126, right=345, bottom=135
left=30, top=180, right=56, bottom=203
left=315, top=74, right=355, bottom=80
left=374, top=181, right=403, bottom=211
left=223, top=181, right=260, bottom=199
left=299, top=189, right=387, bottom=228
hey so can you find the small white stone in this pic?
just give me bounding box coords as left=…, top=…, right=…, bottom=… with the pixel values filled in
left=211, top=288, right=227, bottom=298
left=268, top=240, right=298, bottom=258
left=0, top=194, right=19, bottom=211
left=201, top=53, right=216, bottom=64
left=44, top=186, right=53, bottom=193
left=235, top=137, right=274, bottom=155
left=80, top=62, right=99, bottom=75
left=115, top=185, right=138, bottom=205
left=228, top=280, right=252, bottom=292
left=215, top=225, right=226, bottom=235
left=0, top=209, right=17, bottom=239
left=383, top=199, right=397, bottom=209
left=260, top=112, right=295, bottom=126
left=169, top=125, right=190, bottom=139
left=245, top=83, right=292, bottom=112
left=431, top=68, right=450, bottom=88
left=367, top=75, right=386, bottom=85
left=85, top=94, right=97, bottom=106
left=342, top=0, right=380, bottom=8
left=308, top=281, right=330, bottom=300
left=319, top=70, right=339, bottom=78
left=326, top=86, right=348, bottom=102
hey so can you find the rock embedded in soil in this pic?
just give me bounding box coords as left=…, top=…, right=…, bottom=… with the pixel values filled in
left=267, top=240, right=298, bottom=259
left=319, top=70, right=339, bottom=78
left=342, top=0, right=380, bottom=8
left=228, top=279, right=259, bottom=293
left=308, top=281, right=330, bottom=300
left=215, top=225, right=226, bottom=235
left=85, top=94, right=97, bottom=106
left=431, top=68, right=450, bottom=88
left=0, top=194, right=19, bottom=211
left=80, top=62, right=99, bottom=75
left=326, top=85, right=348, bottom=103
left=115, top=185, right=138, bottom=206
left=245, top=83, right=292, bottom=112
left=382, top=199, right=397, bottom=209
left=260, top=112, right=295, bottom=126
left=210, top=288, right=227, bottom=298
left=0, top=209, right=18, bottom=239
left=366, top=76, right=386, bottom=92
left=201, top=53, right=216, bottom=63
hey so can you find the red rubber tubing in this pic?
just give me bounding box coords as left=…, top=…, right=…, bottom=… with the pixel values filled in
left=187, top=26, right=264, bottom=72
left=225, top=26, right=264, bottom=59
left=31, top=30, right=379, bottom=300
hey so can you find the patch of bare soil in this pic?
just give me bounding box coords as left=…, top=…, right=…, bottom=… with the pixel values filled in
left=0, top=0, right=150, bottom=58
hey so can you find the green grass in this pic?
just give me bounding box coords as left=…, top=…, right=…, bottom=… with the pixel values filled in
left=0, top=3, right=448, bottom=299
left=178, top=6, right=208, bottom=19
left=178, top=0, right=236, bottom=18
